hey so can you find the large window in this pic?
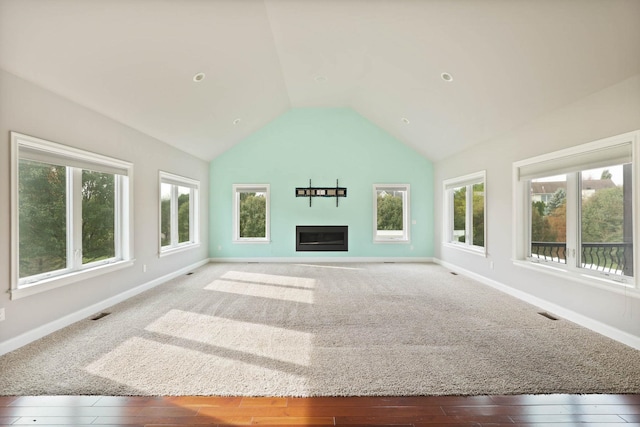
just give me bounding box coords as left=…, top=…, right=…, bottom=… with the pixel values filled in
left=443, top=171, right=486, bottom=254
left=373, top=184, right=410, bottom=242
left=233, top=184, right=270, bottom=243
left=159, top=171, right=200, bottom=254
left=514, top=131, right=638, bottom=285
left=11, top=132, right=133, bottom=298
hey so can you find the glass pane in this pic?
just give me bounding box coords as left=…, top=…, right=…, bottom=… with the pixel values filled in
left=160, top=183, right=172, bottom=247
left=239, top=191, right=266, bottom=238
left=376, top=189, right=404, bottom=238
left=18, top=159, right=67, bottom=278
left=82, top=170, right=116, bottom=264
left=177, top=186, right=190, bottom=243
left=472, top=183, right=485, bottom=247
left=452, top=186, right=466, bottom=243
left=530, top=176, right=567, bottom=263
left=580, top=164, right=633, bottom=276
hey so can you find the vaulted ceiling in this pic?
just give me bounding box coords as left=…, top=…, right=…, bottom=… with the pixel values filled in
left=1, top=0, right=639, bottom=162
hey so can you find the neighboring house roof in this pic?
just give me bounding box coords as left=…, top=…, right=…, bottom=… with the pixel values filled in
left=582, top=179, right=617, bottom=191
left=531, top=182, right=565, bottom=195
left=531, top=179, right=616, bottom=194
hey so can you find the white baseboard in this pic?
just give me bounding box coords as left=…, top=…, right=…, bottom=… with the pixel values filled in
left=434, top=258, right=640, bottom=351
left=210, top=257, right=433, bottom=263
left=0, top=259, right=210, bottom=356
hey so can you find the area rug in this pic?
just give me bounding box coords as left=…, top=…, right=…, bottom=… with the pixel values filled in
left=2, top=262, right=640, bottom=396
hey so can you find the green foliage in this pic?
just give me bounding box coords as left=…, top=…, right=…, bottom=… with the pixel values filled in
left=545, top=188, right=566, bottom=214
left=451, top=185, right=484, bottom=247
left=531, top=205, right=556, bottom=242
left=377, top=193, right=403, bottom=230
left=472, top=183, right=484, bottom=247
left=452, top=187, right=466, bottom=242
left=240, top=192, right=266, bottom=238
left=82, top=171, right=115, bottom=263
left=581, top=187, right=624, bottom=243
left=19, top=162, right=118, bottom=278
left=160, top=197, right=171, bottom=246
left=532, top=201, right=546, bottom=216
left=532, top=184, right=627, bottom=247
left=601, top=169, right=612, bottom=180
left=18, top=160, right=67, bottom=277
left=178, top=193, right=190, bottom=243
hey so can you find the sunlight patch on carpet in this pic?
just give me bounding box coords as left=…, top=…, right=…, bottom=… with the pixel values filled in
left=221, top=271, right=317, bottom=288
left=84, top=336, right=308, bottom=395
left=205, top=279, right=315, bottom=304
left=145, top=309, right=313, bottom=366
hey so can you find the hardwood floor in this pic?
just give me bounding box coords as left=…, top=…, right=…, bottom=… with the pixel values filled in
left=1, top=395, right=640, bottom=426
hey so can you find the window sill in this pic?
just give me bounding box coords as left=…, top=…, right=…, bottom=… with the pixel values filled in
left=512, top=259, right=640, bottom=299
left=442, top=242, right=487, bottom=257
left=373, top=238, right=410, bottom=244
left=233, top=239, right=271, bottom=244
left=11, top=259, right=135, bottom=300
left=159, top=243, right=200, bottom=257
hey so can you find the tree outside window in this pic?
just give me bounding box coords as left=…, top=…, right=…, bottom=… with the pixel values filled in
left=374, top=185, right=410, bottom=242
left=18, top=160, right=67, bottom=278
left=528, top=166, right=632, bottom=277
left=13, top=132, right=132, bottom=291
left=233, top=184, right=270, bottom=242
left=444, top=171, right=486, bottom=253
left=239, top=192, right=266, bottom=238
left=160, top=172, right=199, bottom=253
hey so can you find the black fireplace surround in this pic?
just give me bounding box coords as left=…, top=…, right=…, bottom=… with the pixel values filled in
left=296, top=225, right=348, bottom=252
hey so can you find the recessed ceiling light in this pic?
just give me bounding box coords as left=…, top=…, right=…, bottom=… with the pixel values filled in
left=401, top=117, right=410, bottom=124
left=193, top=72, right=205, bottom=82
left=441, top=72, right=453, bottom=82
left=233, top=118, right=241, bottom=125
left=314, top=75, right=327, bottom=83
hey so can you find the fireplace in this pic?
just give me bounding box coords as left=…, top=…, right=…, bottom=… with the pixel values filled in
left=296, top=225, right=348, bottom=252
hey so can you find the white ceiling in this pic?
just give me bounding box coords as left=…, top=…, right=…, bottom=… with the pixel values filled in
left=1, top=0, right=639, bottom=162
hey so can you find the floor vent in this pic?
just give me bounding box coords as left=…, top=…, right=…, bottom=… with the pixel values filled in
left=538, top=312, right=559, bottom=321
left=91, top=312, right=111, bottom=321
left=186, top=272, right=194, bottom=275
left=450, top=272, right=458, bottom=275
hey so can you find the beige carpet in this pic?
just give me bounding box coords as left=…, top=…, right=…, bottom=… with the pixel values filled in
left=2, top=262, right=640, bottom=396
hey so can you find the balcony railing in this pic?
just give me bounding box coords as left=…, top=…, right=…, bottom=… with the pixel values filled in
left=531, top=242, right=633, bottom=276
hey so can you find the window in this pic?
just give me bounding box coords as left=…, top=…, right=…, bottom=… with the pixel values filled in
left=514, top=131, right=638, bottom=286
left=443, top=171, right=486, bottom=254
left=159, top=171, right=200, bottom=254
left=11, top=132, right=133, bottom=298
left=233, top=184, right=270, bottom=243
left=373, top=184, right=410, bottom=242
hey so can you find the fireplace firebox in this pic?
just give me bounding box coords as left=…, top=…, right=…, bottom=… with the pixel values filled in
left=296, top=225, right=348, bottom=252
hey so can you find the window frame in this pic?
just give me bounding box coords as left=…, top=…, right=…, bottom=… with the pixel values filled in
left=232, top=184, right=271, bottom=244
left=10, top=132, right=134, bottom=300
left=159, top=171, right=200, bottom=256
left=513, top=130, right=639, bottom=289
left=442, top=171, right=487, bottom=255
left=373, top=184, right=411, bottom=243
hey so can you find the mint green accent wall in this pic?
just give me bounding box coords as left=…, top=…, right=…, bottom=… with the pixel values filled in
left=209, top=108, right=434, bottom=258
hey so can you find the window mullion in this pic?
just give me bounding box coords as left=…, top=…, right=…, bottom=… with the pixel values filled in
left=114, top=175, right=122, bottom=260
left=190, top=188, right=196, bottom=243
left=70, top=168, right=83, bottom=270
left=565, top=172, right=579, bottom=271
left=448, top=190, right=454, bottom=243
left=171, top=185, right=178, bottom=247
left=466, top=184, right=473, bottom=246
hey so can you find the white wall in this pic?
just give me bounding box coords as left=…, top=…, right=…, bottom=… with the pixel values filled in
left=434, top=74, right=640, bottom=342
left=0, top=70, right=209, bottom=348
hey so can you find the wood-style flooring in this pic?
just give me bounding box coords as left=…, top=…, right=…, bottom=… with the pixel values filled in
left=1, top=394, right=640, bottom=426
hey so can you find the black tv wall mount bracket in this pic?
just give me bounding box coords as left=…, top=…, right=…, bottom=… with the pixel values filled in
left=295, top=179, right=347, bottom=207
